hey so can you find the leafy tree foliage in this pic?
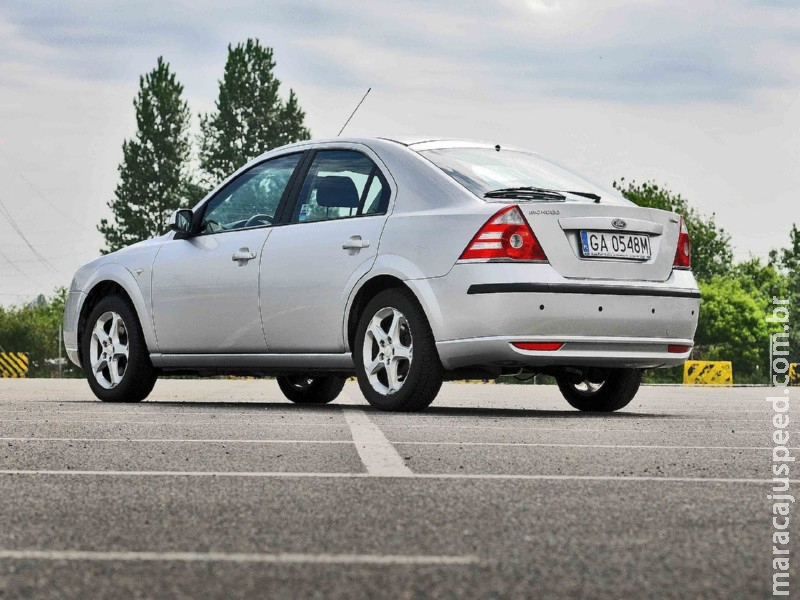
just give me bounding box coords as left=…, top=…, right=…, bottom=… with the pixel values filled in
left=199, top=39, right=310, bottom=187
left=613, top=179, right=733, bottom=281
left=769, top=224, right=800, bottom=359
left=0, top=288, right=79, bottom=378
left=99, top=57, right=200, bottom=253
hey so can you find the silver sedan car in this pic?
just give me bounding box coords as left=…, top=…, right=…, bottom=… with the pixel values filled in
left=64, top=137, right=700, bottom=412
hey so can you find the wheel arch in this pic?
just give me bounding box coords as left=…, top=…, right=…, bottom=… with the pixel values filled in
left=344, top=270, right=445, bottom=352
left=77, top=265, right=156, bottom=366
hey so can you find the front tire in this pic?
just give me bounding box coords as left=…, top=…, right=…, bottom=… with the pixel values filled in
left=276, top=376, right=345, bottom=404
left=354, top=288, right=444, bottom=412
left=82, top=294, right=157, bottom=403
left=556, top=368, right=642, bottom=412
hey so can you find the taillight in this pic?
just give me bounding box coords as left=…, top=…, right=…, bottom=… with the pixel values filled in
left=673, top=216, right=691, bottom=269
left=460, top=206, right=547, bottom=262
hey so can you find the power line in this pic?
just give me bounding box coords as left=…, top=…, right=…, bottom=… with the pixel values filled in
left=0, top=147, right=96, bottom=234
left=0, top=199, right=56, bottom=271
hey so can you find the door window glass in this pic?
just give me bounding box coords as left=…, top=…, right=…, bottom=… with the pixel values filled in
left=201, top=153, right=301, bottom=233
left=290, top=150, right=388, bottom=223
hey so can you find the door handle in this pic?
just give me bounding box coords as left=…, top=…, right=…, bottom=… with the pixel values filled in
left=232, top=248, right=257, bottom=262
left=342, top=236, right=370, bottom=251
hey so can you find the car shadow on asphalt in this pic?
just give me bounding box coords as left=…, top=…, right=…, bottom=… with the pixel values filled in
left=121, top=401, right=675, bottom=419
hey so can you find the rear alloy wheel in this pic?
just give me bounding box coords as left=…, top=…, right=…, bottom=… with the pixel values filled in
left=556, top=368, right=642, bottom=412
left=276, top=376, right=345, bottom=404
left=354, top=288, right=444, bottom=412
left=82, top=295, right=157, bottom=402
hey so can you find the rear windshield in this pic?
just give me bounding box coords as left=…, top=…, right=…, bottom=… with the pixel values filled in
left=419, top=147, right=628, bottom=204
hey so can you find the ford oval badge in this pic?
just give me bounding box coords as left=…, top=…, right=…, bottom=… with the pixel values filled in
left=611, top=219, right=627, bottom=229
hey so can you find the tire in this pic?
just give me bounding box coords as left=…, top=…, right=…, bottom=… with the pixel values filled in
left=82, top=294, right=157, bottom=403
left=556, top=368, right=642, bottom=412
left=354, top=288, right=444, bottom=412
left=277, top=375, right=345, bottom=404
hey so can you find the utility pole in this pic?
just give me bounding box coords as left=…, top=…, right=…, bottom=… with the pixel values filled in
left=58, top=327, right=62, bottom=378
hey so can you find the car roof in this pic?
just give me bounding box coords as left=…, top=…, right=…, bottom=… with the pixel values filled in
left=273, top=136, right=522, bottom=153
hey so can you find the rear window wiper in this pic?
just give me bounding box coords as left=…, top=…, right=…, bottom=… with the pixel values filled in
left=483, top=187, right=566, bottom=201
left=563, top=190, right=601, bottom=203
left=483, top=187, right=602, bottom=203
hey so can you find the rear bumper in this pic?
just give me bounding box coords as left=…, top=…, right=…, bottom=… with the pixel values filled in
left=437, top=335, right=694, bottom=370
left=420, top=263, right=700, bottom=371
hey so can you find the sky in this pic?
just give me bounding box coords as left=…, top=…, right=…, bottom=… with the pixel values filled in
left=0, top=0, right=798, bottom=303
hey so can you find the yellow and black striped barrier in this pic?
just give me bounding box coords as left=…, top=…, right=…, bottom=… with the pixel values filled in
left=789, top=364, right=800, bottom=387
left=0, top=352, right=29, bottom=378
left=683, top=360, right=733, bottom=386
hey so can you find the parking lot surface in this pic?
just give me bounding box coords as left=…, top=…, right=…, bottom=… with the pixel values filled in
left=0, top=379, right=790, bottom=599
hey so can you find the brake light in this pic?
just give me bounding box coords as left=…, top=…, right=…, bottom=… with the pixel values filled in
left=512, top=342, right=564, bottom=351
left=460, top=206, right=547, bottom=261
left=673, top=216, right=691, bottom=269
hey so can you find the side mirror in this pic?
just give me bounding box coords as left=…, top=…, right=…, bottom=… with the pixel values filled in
left=168, top=209, right=194, bottom=239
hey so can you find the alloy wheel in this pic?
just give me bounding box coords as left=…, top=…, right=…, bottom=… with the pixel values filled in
left=89, top=311, right=129, bottom=389
left=362, top=306, right=413, bottom=395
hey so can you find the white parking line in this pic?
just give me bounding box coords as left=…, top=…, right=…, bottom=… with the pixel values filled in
left=343, top=410, right=413, bottom=477
left=0, top=437, right=789, bottom=451
left=0, top=437, right=353, bottom=444
left=381, top=424, right=794, bottom=434
left=0, top=549, right=479, bottom=566
left=393, top=441, right=792, bottom=450
left=0, top=470, right=790, bottom=484
left=0, top=419, right=345, bottom=426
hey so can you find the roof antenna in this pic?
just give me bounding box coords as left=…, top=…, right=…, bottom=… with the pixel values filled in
left=337, top=88, right=371, bottom=137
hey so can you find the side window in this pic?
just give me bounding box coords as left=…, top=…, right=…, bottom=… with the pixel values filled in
left=201, top=153, right=301, bottom=233
left=290, top=150, right=389, bottom=224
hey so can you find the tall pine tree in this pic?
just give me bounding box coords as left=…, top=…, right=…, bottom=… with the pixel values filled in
left=99, top=57, right=200, bottom=253
left=199, top=39, right=310, bottom=186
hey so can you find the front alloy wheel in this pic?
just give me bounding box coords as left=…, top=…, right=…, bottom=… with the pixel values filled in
left=82, top=294, right=157, bottom=403
left=276, top=375, right=345, bottom=404
left=89, top=311, right=129, bottom=389
left=354, top=288, right=444, bottom=412
left=556, top=368, right=642, bottom=412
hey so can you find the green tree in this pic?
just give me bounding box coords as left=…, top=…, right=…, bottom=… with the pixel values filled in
left=770, top=224, right=800, bottom=295
left=199, top=39, right=310, bottom=186
left=0, top=288, right=78, bottom=378
left=99, top=57, right=200, bottom=253
left=693, top=277, right=771, bottom=382
left=769, top=224, right=800, bottom=359
left=613, top=179, right=734, bottom=281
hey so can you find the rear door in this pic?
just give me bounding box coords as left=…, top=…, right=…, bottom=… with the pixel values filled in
left=260, top=147, right=392, bottom=353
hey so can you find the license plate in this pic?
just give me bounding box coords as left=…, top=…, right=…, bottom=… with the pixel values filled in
left=580, top=230, right=651, bottom=260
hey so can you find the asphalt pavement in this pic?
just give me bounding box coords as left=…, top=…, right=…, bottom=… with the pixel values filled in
left=0, top=379, right=790, bottom=599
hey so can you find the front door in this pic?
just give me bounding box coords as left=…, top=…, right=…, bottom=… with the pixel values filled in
left=260, top=148, right=392, bottom=353
left=151, top=152, right=303, bottom=353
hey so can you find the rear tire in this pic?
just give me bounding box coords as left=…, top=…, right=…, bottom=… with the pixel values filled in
left=354, top=288, right=444, bottom=412
left=556, top=368, right=642, bottom=412
left=277, top=376, right=345, bottom=404
left=82, top=294, right=157, bottom=403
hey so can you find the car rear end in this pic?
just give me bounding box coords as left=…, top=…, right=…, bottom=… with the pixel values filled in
left=407, top=142, right=700, bottom=374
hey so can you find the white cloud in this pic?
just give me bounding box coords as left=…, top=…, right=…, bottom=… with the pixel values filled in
left=0, top=0, right=798, bottom=302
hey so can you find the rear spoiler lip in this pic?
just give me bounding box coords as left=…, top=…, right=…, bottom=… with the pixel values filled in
left=466, top=282, right=700, bottom=299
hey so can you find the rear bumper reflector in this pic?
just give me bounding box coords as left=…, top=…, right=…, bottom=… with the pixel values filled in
left=467, top=283, right=701, bottom=299
left=512, top=342, right=564, bottom=351
left=668, top=344, right=692, bottom=353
